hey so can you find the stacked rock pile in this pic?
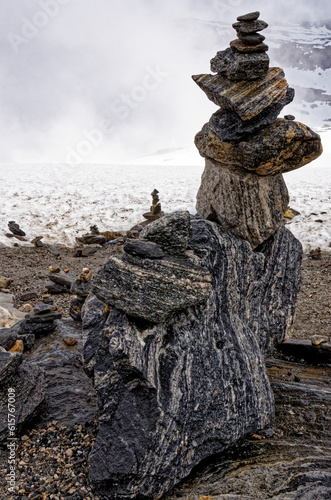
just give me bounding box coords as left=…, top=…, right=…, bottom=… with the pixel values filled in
left=192, top=11, right=322, bottom=248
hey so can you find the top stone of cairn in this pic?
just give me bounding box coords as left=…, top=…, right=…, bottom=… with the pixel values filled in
left=236, top=11, right=260, bottom=22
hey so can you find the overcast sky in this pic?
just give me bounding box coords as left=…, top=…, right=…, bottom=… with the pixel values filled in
left=1, top=0, right=330, bottom=164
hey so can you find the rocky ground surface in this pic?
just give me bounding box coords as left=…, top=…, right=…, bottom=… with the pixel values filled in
left=0, top=243, right=330, bottom=499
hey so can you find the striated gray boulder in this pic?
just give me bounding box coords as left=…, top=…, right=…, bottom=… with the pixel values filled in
left=196, top=157, right=289, bottom=248
left=83, top=216, right=302, bottom=499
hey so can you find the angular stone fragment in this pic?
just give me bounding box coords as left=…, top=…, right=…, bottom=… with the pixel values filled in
left=196, top=158, right=289, bottom=248
left=193, top=68, right=289, bottom=120
left=230, top=39, right=268, bottom=53
left=84, top=218, right=302, bottom=499
left=140, top=210, right=191, bottom=255
left=195, top=120, right=323, bottom=175
left=209, top=47, right=269, bottom=81
left=233, top=20, right=268, bottom=33
left=48, top=270, right=76, bottom=288
left=33, top=303, right=54, bottom=315
left=92, top=252, right=211, bottom=323
left=208, top=87, right=294, bottom=141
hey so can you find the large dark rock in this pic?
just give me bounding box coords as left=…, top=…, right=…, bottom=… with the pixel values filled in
left=164, top=359, right=331, bottom=500
left=83, top=217, right=302, bottom=499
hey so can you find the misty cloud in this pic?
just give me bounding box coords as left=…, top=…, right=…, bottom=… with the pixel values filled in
left=0, top=0, right=330, bottom=163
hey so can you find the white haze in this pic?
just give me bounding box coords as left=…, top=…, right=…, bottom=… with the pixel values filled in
left=0, top=0, right=330, bottom=164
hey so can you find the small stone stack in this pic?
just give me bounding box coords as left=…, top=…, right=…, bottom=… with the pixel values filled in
left=192, top=12, right=322, bottom=248
left=142, top=188, right=164, bottom=223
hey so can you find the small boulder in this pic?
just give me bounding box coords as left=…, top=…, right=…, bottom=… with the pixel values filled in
left=124, top=239, right=165, bottom=259
left=140, top=211, right=192, bottom=255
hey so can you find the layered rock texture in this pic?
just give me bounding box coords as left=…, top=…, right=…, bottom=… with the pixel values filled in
left=83, top=211, right=302, bottom=499
left=193, top=12, right=322, bottom=248
left=65, top=12, right=321, bottom=500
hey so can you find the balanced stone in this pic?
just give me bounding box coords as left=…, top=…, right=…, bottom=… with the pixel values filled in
left=195, top=119, right=322, bottom=176
left=238, top=33, right=265, bottom=45
left=208, top=87, right=294, bottom=141
left=209, top=47, right=269, bottom=81
left=230, top=39, right=268, bottom=53
left=193, top=68, right=290, bottom=121
left=233, top=20, right=268, bottom=34
left=237, top=11, right=260, bottom=22
left=196, top=158, right=289, bottom=248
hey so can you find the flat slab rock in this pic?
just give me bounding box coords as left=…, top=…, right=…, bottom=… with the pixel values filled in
left=195, top=119, right=322, bottom=175
left=92, top=253, right=212, bottom=324
left=83, top=218, right=302, bottom=499
left=196, top=157, right=289, bottom=248
left=193, top=67, right=289, bottom=120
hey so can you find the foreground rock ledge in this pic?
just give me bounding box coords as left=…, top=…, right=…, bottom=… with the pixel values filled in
left=83, top=217, right=302, bottom=499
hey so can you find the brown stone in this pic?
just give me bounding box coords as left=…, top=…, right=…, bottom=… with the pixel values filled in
left=196, top=158, right=289, bottom=248
left=230, top=39, right=268, bottom=53
left=0, top=277, right=13, bottom=289
left=194, top=120, right=323, bottom=176
left=9, top=340, right=24, bottom=353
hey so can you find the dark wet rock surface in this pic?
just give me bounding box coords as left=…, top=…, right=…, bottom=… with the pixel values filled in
left=26, top=319, right=98, bottom=427
left=163, top=359, right=331, bottom=500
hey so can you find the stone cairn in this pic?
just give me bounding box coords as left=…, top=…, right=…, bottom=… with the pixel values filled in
left=193, top=11, right=322, bottom=248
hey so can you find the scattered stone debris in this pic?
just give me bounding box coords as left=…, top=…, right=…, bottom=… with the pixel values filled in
left=8, top=221, right=26, bottom=237
left=308, top=247, right=322, bottom=260
left=0, top=276, right=13, bottom=289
